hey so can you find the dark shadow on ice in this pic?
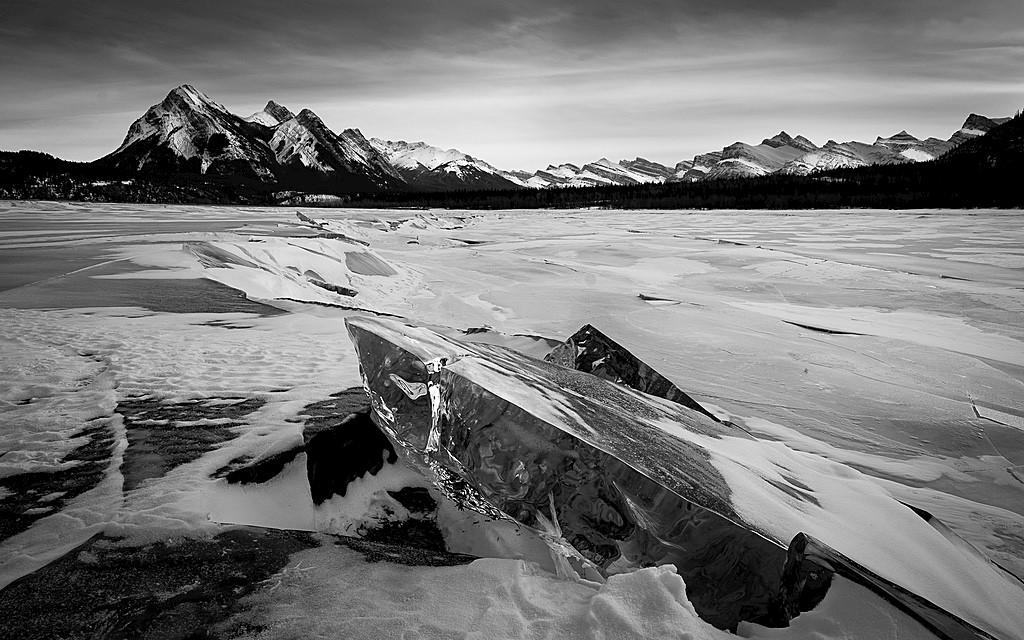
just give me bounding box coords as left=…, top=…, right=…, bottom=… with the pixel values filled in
left=0, top=258, right=285, bottom=316
left=0, top=528, right=316, bottom=640
left=0, top=419, right=116, bottom=543
left=782, top=320, right=865, bottom=336
left=118, top=396, right=265, bottom=491
left=213, top=388, right=402, bottom=508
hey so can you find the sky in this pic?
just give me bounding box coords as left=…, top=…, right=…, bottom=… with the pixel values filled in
left=1, top=0, right=1022, bottom=170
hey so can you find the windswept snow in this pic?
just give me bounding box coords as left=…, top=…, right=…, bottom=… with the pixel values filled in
left=1, top=202, right=1022, bottom=638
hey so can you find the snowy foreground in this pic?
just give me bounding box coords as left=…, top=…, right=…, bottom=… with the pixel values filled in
left=0, top=201, right=1022, bottom=639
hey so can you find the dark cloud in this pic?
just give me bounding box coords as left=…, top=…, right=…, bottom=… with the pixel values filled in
left=1, top=0, right=1021, bottom=167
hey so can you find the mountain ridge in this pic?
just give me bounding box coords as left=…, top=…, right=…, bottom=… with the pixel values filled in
left=1, top=84, right=1016, bottom=201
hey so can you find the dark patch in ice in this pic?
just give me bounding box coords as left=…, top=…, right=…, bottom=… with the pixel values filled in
left=318, top=232, right=370, bottom=246
left=361, top=514, right=447, bottom=553
left=388, top=487, right=437, bottom=514
left=328, top=534, right=476, bottom=567
left=307, top=278, right=358, bottom=296
left=780, top=533, right=834, bottom=620
left=461, top=326, right=492, bottom=335
left=0, top=259, right=285, bottom=316
left=940, top=274, right=972, bottom=281
left=546, top=323, right=721, bottom=422
left=294, top=212, right=370, bottom=246
left=0, top=528, right=315, bottom=640
left=296, top=387, right=399, bottom=505
left=692, top=236, right=749, bottom=247
left=273, top=297, right=404, bottom=317
left=118, top=396, right=265, bottom=491
left=212, top=445, right=304, bottom=485
left=296, top=387, right=373, bottom=439
left=210, top=388, right=400, bottom=492
left=765, top=476, right=821, bottom=507
left=0, top=419, right=116, bottom=543
left=512, top=332, right=565, bottom=349
left=196, top=319, right=255, bottom=330
left=782, top=320, right=864, bottom=336
left=305, top=412, right=397, bottom=504
left=637, top=292, right=680, bottom=303
left=450, top=238, right=486, bottom=245
left=797, top=532, right=996, bottom=640
left=1009, top=468, right=1024, bottom=486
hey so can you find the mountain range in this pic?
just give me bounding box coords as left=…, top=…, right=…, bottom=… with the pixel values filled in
left=0, top=84, right=1013, bottom=198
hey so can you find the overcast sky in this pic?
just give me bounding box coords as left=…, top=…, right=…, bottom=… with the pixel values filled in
left=1, top=0, right=1021, bottom=170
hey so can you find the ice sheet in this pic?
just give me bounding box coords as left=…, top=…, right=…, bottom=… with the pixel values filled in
left=2, top=202, right=1022, bottom=637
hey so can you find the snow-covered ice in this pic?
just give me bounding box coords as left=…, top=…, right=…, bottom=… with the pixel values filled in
left=0, top=201, right=1022, bottom=638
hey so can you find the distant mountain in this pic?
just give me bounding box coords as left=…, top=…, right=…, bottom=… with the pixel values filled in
left=947, top=114, right=1012, bottom=147
left=96, top=86, right=489, bottom=193
left=342, top=113, right=1024, bottom=210
left=668, top=115, right=1007, bottom=181
left=526, top=158, right=670, bottom=188
left=515, top=114, right=1003, bottom=187
left=369, top=139, right=525, bottom=191
left=96, top=85, right=280, bottom=182
left=268, top=107, right=403, bottom=190
left=0, top=84, right=1014, bottom=203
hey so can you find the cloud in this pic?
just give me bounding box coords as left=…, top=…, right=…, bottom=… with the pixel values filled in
left=1, top=0, right=1021, bottom=168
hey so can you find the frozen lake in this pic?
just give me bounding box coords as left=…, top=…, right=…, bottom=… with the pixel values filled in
left=1, top=200, right=1022, bottom=638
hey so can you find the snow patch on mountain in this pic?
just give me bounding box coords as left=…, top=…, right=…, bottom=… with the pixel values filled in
left=900, top=148, right=934, bottom=162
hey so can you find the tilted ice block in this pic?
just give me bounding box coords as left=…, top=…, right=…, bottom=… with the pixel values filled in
left=345, top=317, right=1024, bottom=639
left=545, top=323, right=722, bottom=422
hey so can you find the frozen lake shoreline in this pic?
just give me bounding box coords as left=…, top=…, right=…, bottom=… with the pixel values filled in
left=1, top=201, right=1022, bottom=639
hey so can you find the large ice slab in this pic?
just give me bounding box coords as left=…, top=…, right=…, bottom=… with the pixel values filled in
left=346, top=316, right=1024, bottom=639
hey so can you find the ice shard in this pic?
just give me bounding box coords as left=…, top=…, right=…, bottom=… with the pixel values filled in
left=544, top=323, right=722, bottom=422
left=345, top=316, right=1024, bottom=639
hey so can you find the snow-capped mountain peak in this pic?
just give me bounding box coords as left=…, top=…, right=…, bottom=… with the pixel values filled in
left=102, top=84, right=278, bottom=180
left=368, top=138, right=525, bottom=189
left=761, top=131, right=817, bottom=152
left=94, top=84, right=1010, bottom=193
left=163, top=84, right=228, bottom=114
left=268, top=110, right=402, bottom=187
left=369, top=139, right=480, bottom=171
left=246, top=100, right=295, bottom=127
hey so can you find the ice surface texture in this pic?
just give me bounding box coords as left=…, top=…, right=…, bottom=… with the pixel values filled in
left=346, top=316, right=1024, bottom=639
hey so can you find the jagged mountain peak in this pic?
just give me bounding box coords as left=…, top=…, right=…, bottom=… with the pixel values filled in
left=762, top=131, right=794, bottom=147
left=959, top=114, right=1009, bottom=134
left=101, top=84, right=278, bottom=181
left=246, top=100, right=295, bottom=127
left=166, top=83, right=206, bottom=101
left=264, top=101, right=295, bottom=123
left=877, top=130, right=919, bottom=143
left=296, top=108, right=321, bottom=122
left=761, top=131, right=817, bottom=152
left=161, top=84, right=225, bottom=114
left=91, top=85, right=1013, bottom=193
